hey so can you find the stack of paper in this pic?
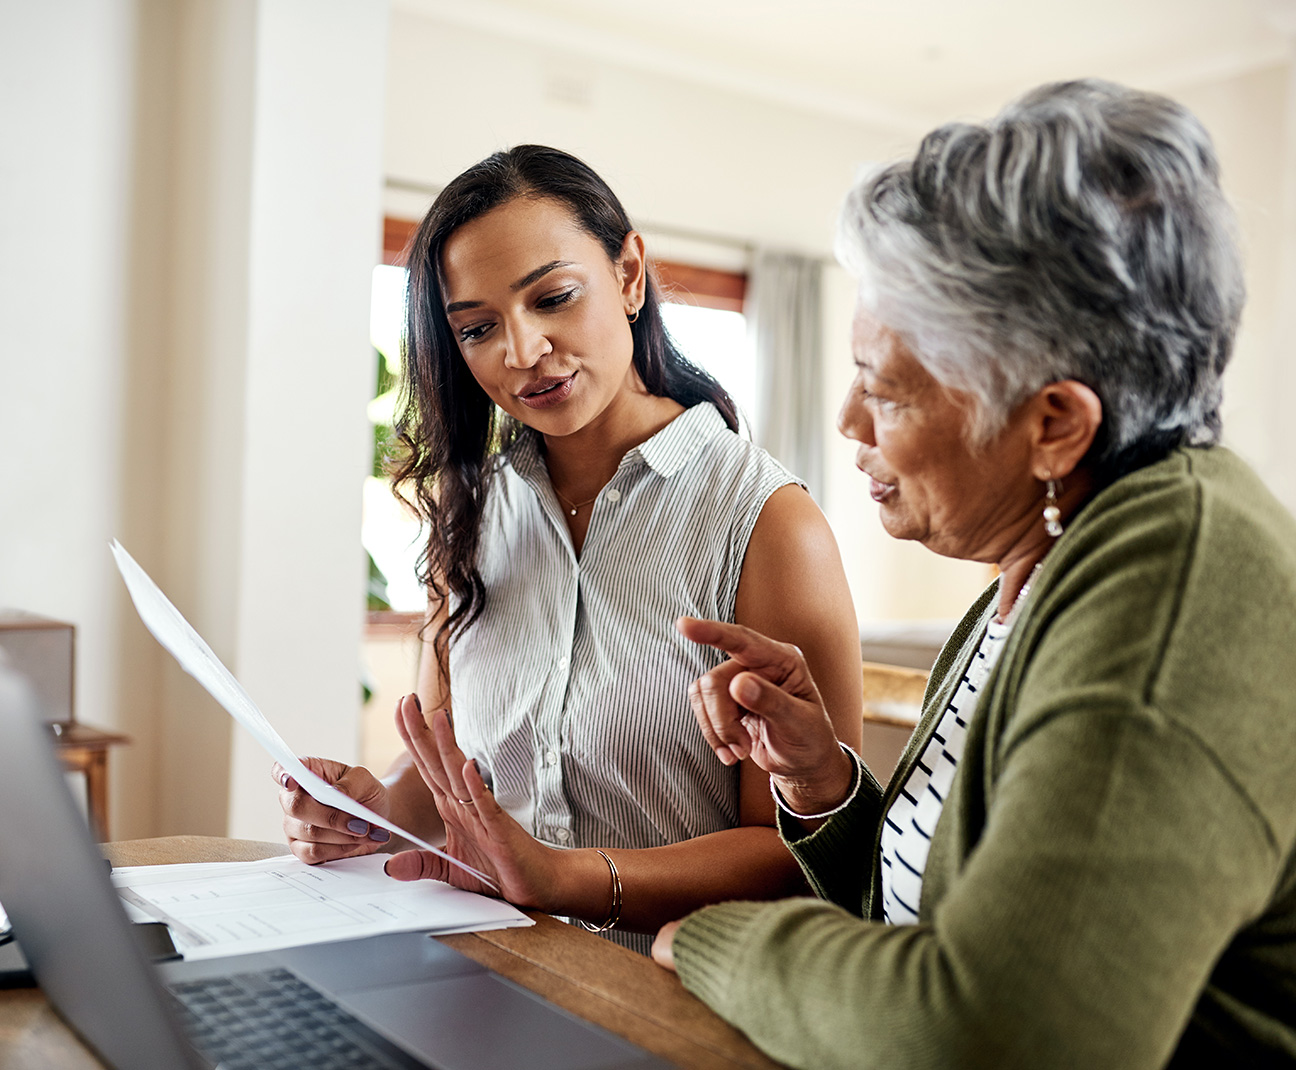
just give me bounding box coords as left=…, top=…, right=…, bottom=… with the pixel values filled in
left=113, top=855, right=530, bottom=961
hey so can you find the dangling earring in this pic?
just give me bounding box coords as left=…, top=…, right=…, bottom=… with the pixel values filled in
left=1043, top=477, right=1064, bottom=538
left=626, top=307, right=640, bottom=324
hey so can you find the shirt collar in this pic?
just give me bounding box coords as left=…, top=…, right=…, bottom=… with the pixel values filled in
left=632, top=403, right=728, bottom=478
left=504, top=427, right=546, bottom=487
left=506, top=402, right=729, bottom=484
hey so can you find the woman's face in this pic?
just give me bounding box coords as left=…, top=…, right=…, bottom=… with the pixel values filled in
left=837, top=305, right=1040, bottom=563
left=439, top=195, right=644, bottom=439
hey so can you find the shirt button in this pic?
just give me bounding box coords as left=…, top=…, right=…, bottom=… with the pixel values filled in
left=606, top=489, right=621, bottom=503
left=545, top=749, right=559, bottom=767
left=554, top=828, right=570, bottom=843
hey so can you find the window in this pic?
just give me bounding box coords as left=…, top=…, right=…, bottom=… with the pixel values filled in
left=660, top=303, right=752, bottom=431
left=364, top=264, right=424, bottom=613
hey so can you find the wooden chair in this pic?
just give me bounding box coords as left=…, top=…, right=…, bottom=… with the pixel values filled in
left=861, top=660, right=928, bottom=728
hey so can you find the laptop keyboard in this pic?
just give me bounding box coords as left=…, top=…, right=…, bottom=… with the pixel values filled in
left=168, top=966, right=424, bottom=1069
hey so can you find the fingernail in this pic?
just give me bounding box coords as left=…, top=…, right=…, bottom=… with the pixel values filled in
left=383, top=859, right=393, bottom=876
left=284, top=776, right=297, bottom=792
left=369, top=828, right=390, bottom=843
left=347, top=818, right=369, bottom=835
left=279, top=771, right=290, bottom=788
left=445, top=709, right=454, bottom=730
left=412, top=693, right=422, bottom=712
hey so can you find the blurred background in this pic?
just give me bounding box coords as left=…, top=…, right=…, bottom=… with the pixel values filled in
left=3, top=0, right=1294, bottom=842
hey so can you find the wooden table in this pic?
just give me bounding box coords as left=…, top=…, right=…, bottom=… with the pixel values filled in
left=0, top=836, right=785, bottom=1070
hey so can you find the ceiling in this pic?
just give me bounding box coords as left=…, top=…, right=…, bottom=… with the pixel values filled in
left=393, top=0, right=1294, bottom=132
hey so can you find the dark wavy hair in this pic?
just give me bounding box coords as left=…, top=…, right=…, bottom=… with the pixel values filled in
left=391, top=145, right=738, bottom=664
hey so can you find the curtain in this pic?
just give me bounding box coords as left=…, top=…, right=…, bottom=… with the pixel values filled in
left=748, top=250, right=824, bottom=502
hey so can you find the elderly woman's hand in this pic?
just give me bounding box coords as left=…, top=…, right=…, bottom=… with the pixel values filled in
left=677, top=616, right=856, bottom=818
left=652, top=919, right=682, bottom=972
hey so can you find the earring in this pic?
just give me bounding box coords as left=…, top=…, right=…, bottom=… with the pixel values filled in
left=626, top=308, right=640, bottom=324
left=1043, top=477, right=1063, bottom=538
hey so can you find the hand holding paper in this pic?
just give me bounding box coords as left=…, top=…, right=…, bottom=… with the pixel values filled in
left=111, top=540, right=497, bottom=891
left=273, top=753, right=397, bottom=854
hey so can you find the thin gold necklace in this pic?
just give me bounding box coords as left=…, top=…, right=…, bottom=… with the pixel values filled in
left=554, top=486, right=598, bottom=517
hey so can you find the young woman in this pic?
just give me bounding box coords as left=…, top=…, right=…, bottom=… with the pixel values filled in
left=275, top=146, right=863, bottom=953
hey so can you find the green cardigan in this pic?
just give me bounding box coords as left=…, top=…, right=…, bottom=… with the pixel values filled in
left=674, top=448, right=1296, bottom=1069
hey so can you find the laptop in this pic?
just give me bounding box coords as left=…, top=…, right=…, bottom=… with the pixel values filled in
left=0, top=666, right=671, bottom=1069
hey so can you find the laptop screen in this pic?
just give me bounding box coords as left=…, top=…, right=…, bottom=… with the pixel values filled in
left=0, top=667, right=207, bottom=1069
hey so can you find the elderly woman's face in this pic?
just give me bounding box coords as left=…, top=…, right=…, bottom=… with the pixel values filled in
left=838, top=306, right=1038, bottom=563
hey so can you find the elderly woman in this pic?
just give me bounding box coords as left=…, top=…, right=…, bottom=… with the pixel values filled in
left=652, top=79, right=1296, bottom=1068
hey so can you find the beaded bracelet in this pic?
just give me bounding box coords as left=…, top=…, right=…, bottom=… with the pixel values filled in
left=578, top=849, right=622, bottom=933
left=770, top=742, right=864, bottom=821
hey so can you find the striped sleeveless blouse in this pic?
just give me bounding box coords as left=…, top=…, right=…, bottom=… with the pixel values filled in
left=448, top=403, right=797, bottom=952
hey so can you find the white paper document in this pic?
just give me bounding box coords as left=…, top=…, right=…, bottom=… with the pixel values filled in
left=110, top=539, right=497, bottom=890
left=112, top=855, right=531, bottom=961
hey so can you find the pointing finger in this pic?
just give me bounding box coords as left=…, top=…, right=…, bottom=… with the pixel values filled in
left=676, top=617, right=800, bottom=680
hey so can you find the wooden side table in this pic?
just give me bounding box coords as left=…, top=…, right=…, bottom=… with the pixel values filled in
left=50, top=723, right=130, bottom=842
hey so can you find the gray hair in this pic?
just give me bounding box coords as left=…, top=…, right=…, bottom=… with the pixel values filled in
left=836, top=78, right=1245, bottom=478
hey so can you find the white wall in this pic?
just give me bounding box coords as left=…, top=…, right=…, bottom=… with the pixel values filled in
left=1173, top=64, right=1292, bottom=508
left=383, top=12, right=910, bottom=258
left=224, top=0, right=391, bottom=841
left=1, top=0, right=390, bottom=842
left=1, top=0, right=137, bottom=799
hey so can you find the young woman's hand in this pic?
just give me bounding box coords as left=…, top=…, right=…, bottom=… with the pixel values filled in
left=273, top=757, right=392, bottom=864
left=677, top=616, right=856, bottom=817
left=383, top=696, right=571, bottom=911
